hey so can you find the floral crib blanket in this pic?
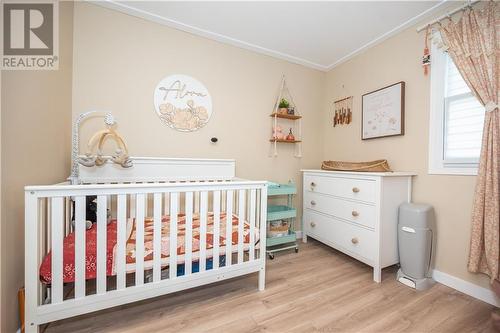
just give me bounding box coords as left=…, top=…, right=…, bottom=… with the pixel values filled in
left=39, top=212, right=259, bottom=284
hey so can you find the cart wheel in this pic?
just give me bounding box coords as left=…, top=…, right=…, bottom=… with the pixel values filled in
left=268, top=254, right=275, bottom=260
left=295, top=247, right=299, bottom=253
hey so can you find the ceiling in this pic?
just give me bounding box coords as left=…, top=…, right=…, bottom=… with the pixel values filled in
left=96, top=1, right=450, bottom=71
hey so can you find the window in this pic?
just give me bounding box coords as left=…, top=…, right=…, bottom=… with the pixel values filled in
left=428, top=42, right=485, bottom=175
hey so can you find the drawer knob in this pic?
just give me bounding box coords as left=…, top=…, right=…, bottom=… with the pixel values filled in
left=310, top=200, right=316, bottom=206
left=351, top=237, right=359, bottom=244
left=352, top=187, right=360, bottom=193
left=310, top=182, right=316, bottom=189
left=310, top=221, right=316, bottom=227
left=351, top=210, right=359, bottom=217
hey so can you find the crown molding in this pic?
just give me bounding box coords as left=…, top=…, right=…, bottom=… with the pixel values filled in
left=325, top=0, right=450, bottom=71
left=89, top=0, right=329, bottom=71
left=89, top=0, right=449, bottom=73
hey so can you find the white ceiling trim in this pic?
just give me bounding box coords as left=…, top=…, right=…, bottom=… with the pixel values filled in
left=91, top=0, right=449, bottom=73
left=326, top=0, right=449, bottom=70
left=91, top=0, right=328, bottom=71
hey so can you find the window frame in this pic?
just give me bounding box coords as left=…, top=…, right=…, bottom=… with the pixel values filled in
left=428, top=42, right=480, bottom=176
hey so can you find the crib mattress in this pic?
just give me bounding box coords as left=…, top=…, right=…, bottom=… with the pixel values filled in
left=39, top=212, right=259, bottom=284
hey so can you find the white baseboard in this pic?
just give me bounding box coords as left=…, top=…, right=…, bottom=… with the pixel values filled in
left=432, top=269, right=500, bottom=307
left=295, top=230, right=303, bottom=240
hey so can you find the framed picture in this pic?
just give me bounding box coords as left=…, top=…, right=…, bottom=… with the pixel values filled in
left=362, top=81, right=405, bottom=140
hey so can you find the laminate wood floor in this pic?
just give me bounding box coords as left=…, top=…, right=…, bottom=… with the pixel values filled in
left=45, top=239, right=495, bottom=333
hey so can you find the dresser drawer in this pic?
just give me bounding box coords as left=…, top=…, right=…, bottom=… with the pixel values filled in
left=304, top=174, right=376, bottom=203
left=304, top=210, right=376, bottom=263
left=304, top=192, right=375, bottom=229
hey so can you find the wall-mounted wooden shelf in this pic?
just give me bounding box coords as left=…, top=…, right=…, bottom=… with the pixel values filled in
left=270, top=113, right=302, bottom=120
left=270, top=75, right=302, bottom=158
left=269, top=139, right=302, bottom=143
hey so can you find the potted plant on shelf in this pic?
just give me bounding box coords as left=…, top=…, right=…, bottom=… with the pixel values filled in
left=278, top=98, right=290, bottom=115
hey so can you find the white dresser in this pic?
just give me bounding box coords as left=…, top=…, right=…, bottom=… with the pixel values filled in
left=302, top=170, right=416, bottom=282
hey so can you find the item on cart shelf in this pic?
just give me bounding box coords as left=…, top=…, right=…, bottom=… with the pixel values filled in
left=268, top=220, right=290, bottom=237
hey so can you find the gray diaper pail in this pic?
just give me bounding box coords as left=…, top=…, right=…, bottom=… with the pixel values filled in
left=397, top=203, right=435, bottom=290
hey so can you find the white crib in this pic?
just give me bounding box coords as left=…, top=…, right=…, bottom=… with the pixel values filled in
left=24, top=157, right=267, bottom=332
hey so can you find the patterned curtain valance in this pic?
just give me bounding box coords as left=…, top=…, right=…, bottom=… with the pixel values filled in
left=438, top=1, right=498, bottom=108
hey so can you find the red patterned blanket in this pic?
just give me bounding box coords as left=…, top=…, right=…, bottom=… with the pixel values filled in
left=39, top=213, right=258, bottom=284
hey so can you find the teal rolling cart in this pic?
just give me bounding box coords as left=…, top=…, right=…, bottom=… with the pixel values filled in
left=266, top=182, right=299, bottom=259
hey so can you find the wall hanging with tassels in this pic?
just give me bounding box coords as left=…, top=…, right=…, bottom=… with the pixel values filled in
left=333, top=96, right=353, bottom=127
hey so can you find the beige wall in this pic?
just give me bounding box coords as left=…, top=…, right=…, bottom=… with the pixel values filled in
left=322, top=25, right=488, bottom=288
left=0, top=2, right=74, bottom=332
left=0, top=3, right=490, bottom=331
left=72, top=2, right=325, bottom=220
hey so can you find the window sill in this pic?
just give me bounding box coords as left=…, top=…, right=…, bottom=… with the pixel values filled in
left=428, top=167, right=478, bottom=176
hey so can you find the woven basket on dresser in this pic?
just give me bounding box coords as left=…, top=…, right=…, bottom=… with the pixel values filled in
left=321, top=159, right=392, bottom=172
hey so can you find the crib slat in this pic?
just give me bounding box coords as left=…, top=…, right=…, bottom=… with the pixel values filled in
left=225, top=190, right=233, bottom=266
left=38, top=201, right=46, bottom=304
left=237, top=190, right=245, bottom=263
left=116, top=195, right=127, bottom=290
left=47, top=201, right=52, bottom=257
left=74, top=196, right=86, bottom=298
left=249, top=189, right=256, bottom=261
left=135, top=194, right=145, bottom=286
left=169, top=192, right=178, bottom=279
left=96, top=195, right=107, bottom=294
left=185, top=192, right=193, bottom=275
left=213, top=191, right=221, bottom=269
left=51, top=197, right=64, bottom=303
left=153, top=193, right=162, bottom=282
left=199, top=191, right=208, bottom=272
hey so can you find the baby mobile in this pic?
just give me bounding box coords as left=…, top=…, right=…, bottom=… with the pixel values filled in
left=333, top=96, right=353, bottom=127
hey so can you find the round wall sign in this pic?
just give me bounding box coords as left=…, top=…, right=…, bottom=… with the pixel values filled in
left=153, top=74, right=212, bottom=131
